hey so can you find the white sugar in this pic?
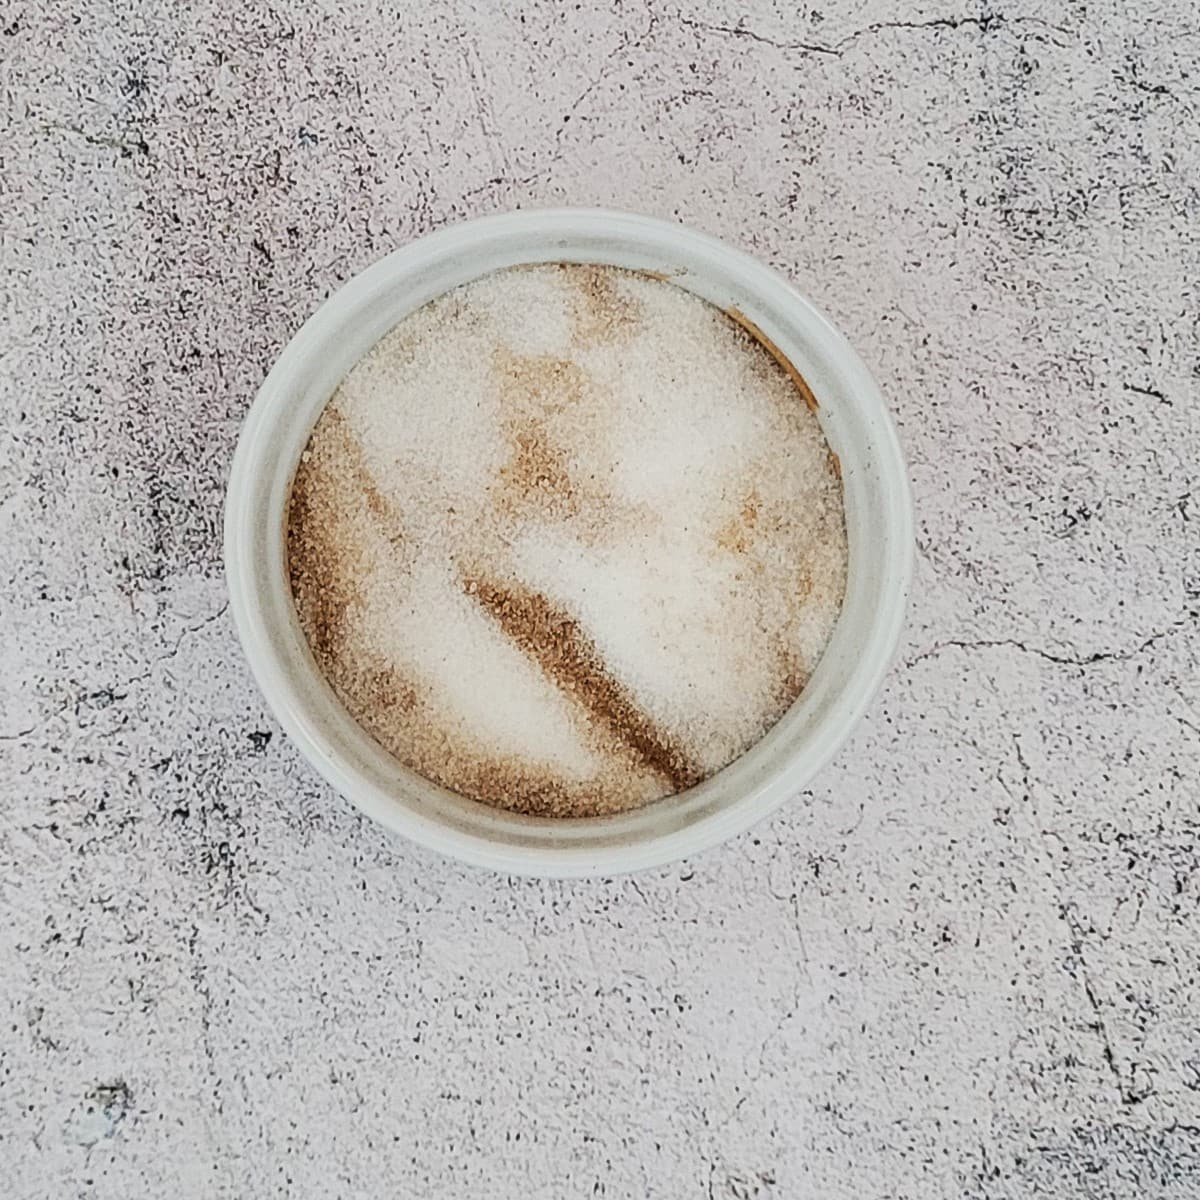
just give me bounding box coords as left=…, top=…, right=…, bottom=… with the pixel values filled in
left=287, top=263, right=847, bottom=817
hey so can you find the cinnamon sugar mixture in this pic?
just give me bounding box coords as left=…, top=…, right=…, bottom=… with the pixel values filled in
left=287, top=264, right=847, bottom=817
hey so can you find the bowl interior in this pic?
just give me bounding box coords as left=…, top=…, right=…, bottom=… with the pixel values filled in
left=224, top=210, right=911, bottom=876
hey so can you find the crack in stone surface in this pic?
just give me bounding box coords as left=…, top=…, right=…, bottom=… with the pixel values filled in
left=1004, top=733, right=1159, bottom=1111
left=1124, top=381, right=1170, bottom=403
left=1060, top=903, right=1155, bottom=1108
left=679, top=12, right=1071, bottom=57
left=905, top=629, right=1175, bottom=671
left=41, top=122, right=149, bottom=158
left=555, top=8, right=660, bottom=141
left=0, top=603, right=230, bottom=742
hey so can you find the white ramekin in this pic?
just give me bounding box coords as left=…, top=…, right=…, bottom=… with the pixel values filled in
left=224, top=209, right=912, bottom=878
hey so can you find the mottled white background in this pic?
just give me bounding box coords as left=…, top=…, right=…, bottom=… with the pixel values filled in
left=2, top=0, right=1199, bottom=1196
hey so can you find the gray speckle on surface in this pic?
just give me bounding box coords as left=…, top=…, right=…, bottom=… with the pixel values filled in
left=1, top=1, right=1198, bottom=1196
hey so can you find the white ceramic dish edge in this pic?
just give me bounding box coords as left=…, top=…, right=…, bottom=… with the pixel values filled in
left=223, top=208, right=913, bottom=878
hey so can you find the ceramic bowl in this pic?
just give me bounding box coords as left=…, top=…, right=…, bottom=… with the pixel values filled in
left=224, top=209, right=912, bottom=877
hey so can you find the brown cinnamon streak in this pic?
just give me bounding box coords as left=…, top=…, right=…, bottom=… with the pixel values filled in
left=724, top=306, right=820, bottom=414
left=463, top=575, right=705, bottom=793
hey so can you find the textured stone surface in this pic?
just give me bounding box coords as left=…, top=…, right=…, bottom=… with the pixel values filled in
left=2, top=1, right=1198, bottom=1196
